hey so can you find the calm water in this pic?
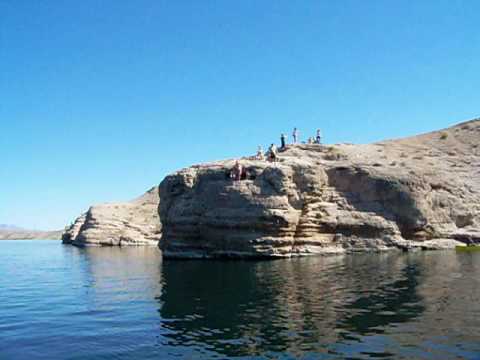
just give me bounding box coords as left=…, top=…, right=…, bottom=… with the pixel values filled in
left=0, top=241, right=479, bottom=359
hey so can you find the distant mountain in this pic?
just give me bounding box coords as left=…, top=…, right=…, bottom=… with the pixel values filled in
left=0, top=225, right=62, bottom=240
left=0, top=224, right=23, bottom=231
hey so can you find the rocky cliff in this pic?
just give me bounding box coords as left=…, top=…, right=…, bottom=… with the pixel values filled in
left=159, top=119, right=480, bottom=258
left=62, top=187, right=161, bottom=246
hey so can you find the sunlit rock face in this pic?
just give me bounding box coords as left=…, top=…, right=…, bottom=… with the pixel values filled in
left=61, top=213, right=86, bottom=244
left=62, top=187, right=161, bottom=247
left=159, top=119, right=480, bottom=258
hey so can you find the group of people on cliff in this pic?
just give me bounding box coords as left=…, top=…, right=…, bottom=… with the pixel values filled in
left=230, top=128, right=323, bottom=181
left=256, top=128, right=323, bottom=162
left=281, top=128, right=322, bottom=148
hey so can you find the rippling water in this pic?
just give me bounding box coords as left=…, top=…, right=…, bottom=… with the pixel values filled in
left=0, top=241, right=479, bottom=359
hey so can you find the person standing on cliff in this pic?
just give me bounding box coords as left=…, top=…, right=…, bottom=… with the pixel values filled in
left=280, top=133, right=286, bottom=149
left=292, top=128, right=299, bottom=144
left=268, top=143, right=278, bottom=162
left=315, top=129, right=322, bottom=144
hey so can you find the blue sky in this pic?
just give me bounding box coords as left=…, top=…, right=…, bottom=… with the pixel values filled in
left=1, top=1, right=479, bottom=230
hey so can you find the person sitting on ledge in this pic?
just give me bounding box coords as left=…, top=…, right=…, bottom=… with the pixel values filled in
left=232, top=161, right=243, bottom=181
left=268, top=143, right=278, bottom=162
left=307, top=137, right=314, bottom=144
left=256, top=146, right=265, bottom=160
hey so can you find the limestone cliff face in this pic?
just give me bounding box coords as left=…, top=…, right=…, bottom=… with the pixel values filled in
left=62, top=187, right=161, bottom=246
left=159, top=120, right=480, bottom=258
left=61, top=214, right=87, bottom=244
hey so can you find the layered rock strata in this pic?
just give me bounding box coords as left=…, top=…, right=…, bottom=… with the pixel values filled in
left=159, top=120, right=480, bottom=258
left=62, top=187, right=161, bottom=246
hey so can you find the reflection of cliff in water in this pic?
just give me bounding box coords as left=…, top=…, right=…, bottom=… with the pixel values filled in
left=387, top=252, right=480, bottom=352
left=79, top=247, right=163, bottom=304
left=338, top=262, right=424, bottom=338
left=158, top=253, right=426, bottom=357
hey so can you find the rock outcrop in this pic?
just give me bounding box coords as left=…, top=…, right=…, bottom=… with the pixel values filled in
left=61, top=214, right=87, bottom=244
left=62, top=187, right=161, bottom=246
left=159, top=119, right=480, bottom=258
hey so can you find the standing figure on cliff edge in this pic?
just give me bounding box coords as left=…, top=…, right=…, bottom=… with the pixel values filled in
left=268, top=143, right=278, bottom=162
left=292, top=128, right=299, bottom=144
left=280, top=133, right=286, bottom=149
left=315, top=129, right=322, bottom=144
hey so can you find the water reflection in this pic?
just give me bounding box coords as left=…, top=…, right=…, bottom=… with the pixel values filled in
left=158, top=253, right=430, bottom=357
left=339, top=263, right=425, bottom=338
left=75, top=247, right=162, bottom=306
left=1, top=242, right=479, bottom=359
left=70, top=246, right=480, bottom=358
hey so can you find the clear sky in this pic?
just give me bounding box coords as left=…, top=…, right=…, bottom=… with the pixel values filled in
left=1, top=1, right=479, bottom=230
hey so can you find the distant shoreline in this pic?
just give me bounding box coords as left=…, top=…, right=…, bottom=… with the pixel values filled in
left=0, top=230, right=62, bottom=241
left=0, top=238, right=60, bottom=241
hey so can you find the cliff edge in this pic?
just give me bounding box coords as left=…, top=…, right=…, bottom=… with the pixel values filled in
left=159, top=119, right=480, bottom=258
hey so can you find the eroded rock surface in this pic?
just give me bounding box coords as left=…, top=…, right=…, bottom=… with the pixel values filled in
left=159, top=119, right=480, bottom=258
left=62, top=187, right=161, bottom=246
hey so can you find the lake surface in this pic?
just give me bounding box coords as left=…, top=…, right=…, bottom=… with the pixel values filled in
left=0, top=240, right=479, bottom=359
